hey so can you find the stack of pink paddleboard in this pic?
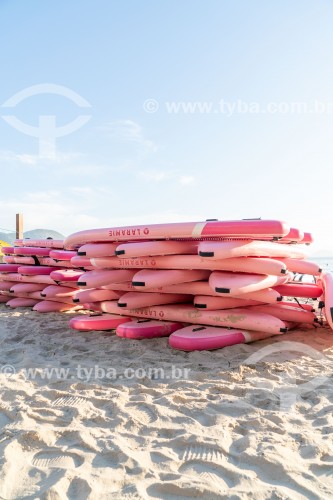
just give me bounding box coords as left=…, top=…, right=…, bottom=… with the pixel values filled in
left=62, top=219, right=325, bottom=350
left=0, top=238, right=93, bottom=313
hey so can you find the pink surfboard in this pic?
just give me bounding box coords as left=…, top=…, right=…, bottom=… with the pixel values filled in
left=115, top=240, right=198, bottom=258
left=10, top=283, right=46, bottom=294
left=77, top=270, right=138, bottom=289
left=118, top=292, right=192, bottom=309
left=6, top=298, right=41, bottom=308
left=73, top=289, right=124, bottom=303
left=116, top=319, right=184, bottom=339
left=0, top=296, right=9, bottom=303
left=13, top=246, right=51, bottom=257
left=169, top=325, right=276, bottom=351
left=69, top=314, right=132, bottom=331
left=50, top=269, right=85, bottom=282
left=101, top=301, right=288, bottom=335
left=91, top=255, right=287, bottom=276
left=78, top=242, right=119, bottom=258
left=209, top=272, right=289, bottom=295
left=49, top=250, right=77, bottom=261
left=273, top=282, right=322, bottom=299
left=64, top=220, right=290, bottom=249
left=194, top=295, right=263, bottom=310
left=132, top=269, right=211, bottom=289
left=198, top=240, right=308, bottom=260
left=40, top=285, right=79, bottom=299
left=33, top=301, right=83, bottom=313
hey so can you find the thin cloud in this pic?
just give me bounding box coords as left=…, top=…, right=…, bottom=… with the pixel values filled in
left=99, top=120, right=157, bottom=152
left=179, top=175, right=195, bottom=185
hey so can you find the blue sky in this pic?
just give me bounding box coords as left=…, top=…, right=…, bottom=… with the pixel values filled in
left=0, top=0, right=332, bottom=254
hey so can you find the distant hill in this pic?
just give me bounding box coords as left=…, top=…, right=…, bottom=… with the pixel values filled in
left=24, top=229, right=65, bottom=240
left=0, top=232, right=15, bottom=245
left=0, top=229, right=65, bottom=245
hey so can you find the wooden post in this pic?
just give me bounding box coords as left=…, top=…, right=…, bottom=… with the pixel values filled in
left=16, top=213, right=23, bottom=239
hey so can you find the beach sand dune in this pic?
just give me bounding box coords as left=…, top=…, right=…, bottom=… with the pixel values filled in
left=0, top=305, right=332, bottom=499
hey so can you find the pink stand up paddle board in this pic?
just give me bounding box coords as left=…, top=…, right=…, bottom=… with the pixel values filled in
left=69, top=314, right=132, bottom=331
left=50, top=269, right=85, bottom=282
left=0, top=264, right=21, bottom=273
left=18, top=266, right=62, bottom=276
left=13, top=246, right=51, bottom=257
left=209, top=272, right=289, bottom=296
left=274, top=258, right=321, bottom=276
left=100, top=280, right=283, bottom=303
left=300, top=232, right=313, bottom=245
left=198, top=240, right=308, bottom=260
left=273, top=282, right=322, bottom=299
left=169, top=325, right=277, bottom=351
left=0, top=281, right=18, bottom=292
left=194, top=295, right=263, bottom=310
left=73, top=289, right=124, bottom=303
left=118, top=292, right=192, bottom=309
left=116, top=319, right=184, bottom=339
left=17, top=238, right=64, bottom=249
left=40, top=285, right=79, bottom=299
left=1, top=247, right=15, bottom=255
left=279, top=228, right=304, bottom=243
left=10, top=283, right=46, bottom=294
left=64, top=219, right=290, bottom=249
left=6, top=298, right=41, bottom=308
left=132, top=269, right=210, bottom=289
left=77, top=270, right=138, bottom=289
left=320, top=272, right=333, bottom=330
left=91, top=255, right=287, bottom=276
left=78, top=243, right=118, bottom=258
left=115, top=240, right=198, bottom=258
left=248, top=304, right=317, bottom=324
left=101, top=301, right=288, bottom=335
left=49, top=250, right=77, bottom=261
left=33, top=301, right=83, bottom=313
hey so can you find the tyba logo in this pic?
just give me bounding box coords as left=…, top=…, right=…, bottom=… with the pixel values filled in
left=1, top=84, right=92, bottom=158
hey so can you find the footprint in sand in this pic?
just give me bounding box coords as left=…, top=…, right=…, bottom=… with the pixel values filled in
left=147, top=481, right=223, bottom=499
left=179, top=461, right=235, bottom=489
left=175, top=443, right=240, bottom=488
left=52, top=396, right=87, bottom=407
left=31, top=449, right=84, bottom=468
left=125, top=404, right=158, bottom=425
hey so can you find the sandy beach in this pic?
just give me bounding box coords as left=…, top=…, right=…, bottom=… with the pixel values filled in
left=0, top=305, right=332, bottom=499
